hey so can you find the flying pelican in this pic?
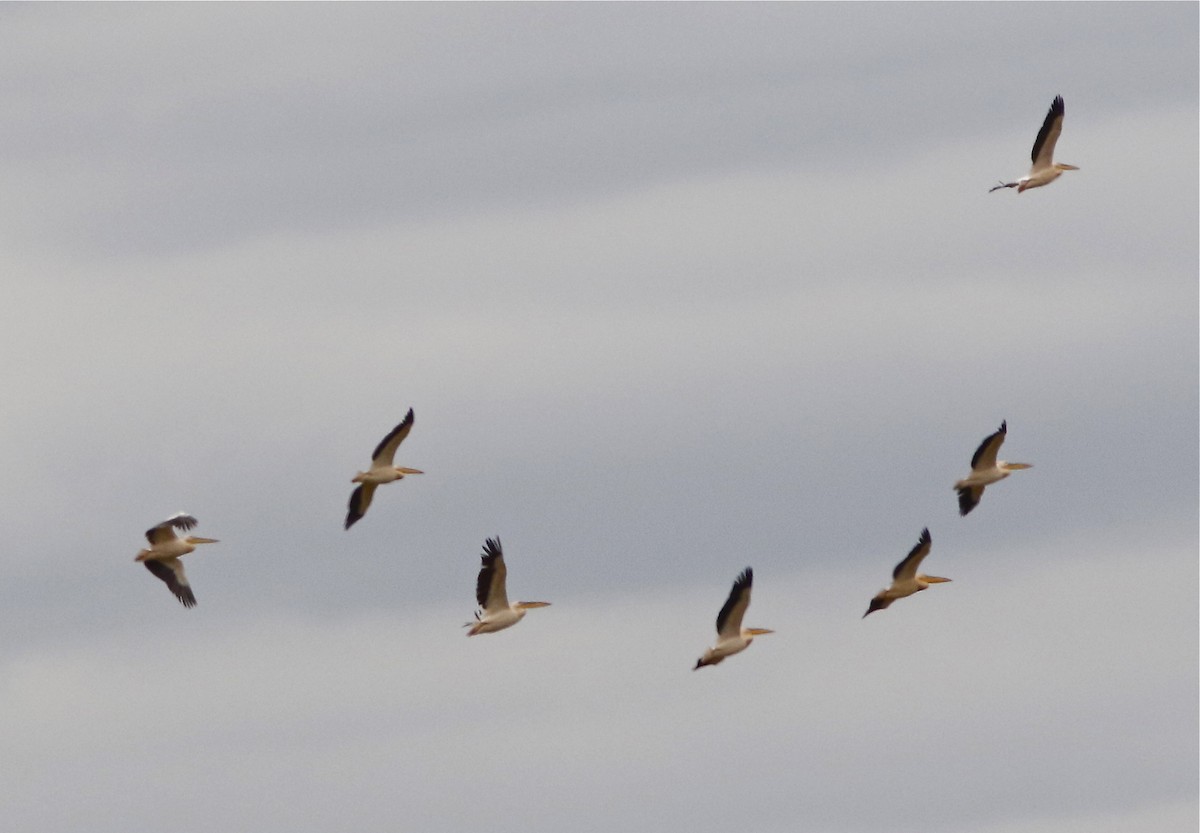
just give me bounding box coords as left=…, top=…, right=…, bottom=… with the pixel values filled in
left=863, top=528, right=949, bottom=617
left=345, top=408, right=423, bottom=530
left=954, top=420, right=1032, bottom=516
left=694, top=567, right=773, bottom=670
left=990, top=95, right=1078, bottom=193
left=465, top=537, right=550, bottom=636
left=134, top=513, right=219, bottom=608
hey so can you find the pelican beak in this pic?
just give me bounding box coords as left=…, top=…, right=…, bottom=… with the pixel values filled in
left=1058, top=164, right=1079, bottom=170
left=1007, top=463, right=1033, bottom=470
left=516, top=601, right=551, bottom=610
left=398, top=468, right=424, bottom=475
left=746, top=628, right=774, bottom=636
left=924, top=576, right=952, bottom=584
left=193, top=537, right=220, bottom=544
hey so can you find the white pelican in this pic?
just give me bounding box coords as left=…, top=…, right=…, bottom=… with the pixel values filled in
left=694, top=567, right=773, bottom=670
left=863, top=528, right=949, bottom=617
left=954, top=420, right=1032, bottom=516
left=465, top=537, right=550, bottom=636
left=990, top=95, right=1078, bottom=193
left=134, top=513, right=219, bottom=608
left=345, top=408, right=423, bottom=530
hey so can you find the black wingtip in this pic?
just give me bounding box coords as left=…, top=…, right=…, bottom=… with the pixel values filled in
left=345, top=485, right=364, bottom=530
left=956, top=487, right=977, bottom=516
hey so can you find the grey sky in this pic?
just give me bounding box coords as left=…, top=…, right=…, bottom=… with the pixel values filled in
left=1, top=5, right=1196, bottom=833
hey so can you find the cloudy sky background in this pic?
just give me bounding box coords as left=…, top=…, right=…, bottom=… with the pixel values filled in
left=1, top=5, right=1196, bottom=832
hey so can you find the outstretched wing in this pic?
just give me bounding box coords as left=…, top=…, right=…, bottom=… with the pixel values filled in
left=371, top=409, right=415, bottom=466
left=1030, top=96, right=1064, bottom=171
left=345, top=483, right=377, bottom=530
left=143, top=558, right=196, bottom=608
left=893, top=528, right=933, bottom=582
left=476, top=537, right=509, bottom=612
left=145, top=513, right=197, bottom=545
left=970, top=420, right=1008, bottom=472
left=957, top=485, right=985, bottom=516
left=715, top=567, right=753, bottom=638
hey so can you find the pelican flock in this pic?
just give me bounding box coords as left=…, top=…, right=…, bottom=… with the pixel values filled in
left=135, top=513, right=219, bottom=608
left=465, top=537, right=550, bottom=636
left=990, top=95, right=1078, bottom=193
left=955, top=420, right=1032, bottom=516
left=345, top=408, right=423, bottom=530
left=863, top=528, right=950, bottom=617
left=119, top=94, right=1064, bottom=681
left=694, top=568, right=773, bottom=670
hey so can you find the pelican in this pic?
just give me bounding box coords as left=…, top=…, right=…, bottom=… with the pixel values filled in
left=694, top=567, right=773, bottom=670
left=863, top=528, right=949, bottom=617
left=990, top=95, right=1078, bottom=193
left=134, top=513, right=219, bottom=608
left=465, top=537, right=550, bottom=636
left=954, top=420, right=1032, bottom=516
left=345, top=408, right=423, bottom=530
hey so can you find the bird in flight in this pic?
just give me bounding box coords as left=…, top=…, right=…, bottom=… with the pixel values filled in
left=863, top=528, right=950, bottom=617
left=694, top=567, right=773, bottom=669
left=990, top=95, right=1078, bottom=193
left=954, top=420, right=1032, bottom=516
left=465, top=537, right=551, bottom=636
left=135, top=513, right=219, bottom=608
left=346, top=408, right=423, bottom=530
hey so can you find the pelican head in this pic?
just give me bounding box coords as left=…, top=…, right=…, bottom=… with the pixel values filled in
left=863, top=595, right=891, bottom=618
left=515, top=601, right=551, bottom=611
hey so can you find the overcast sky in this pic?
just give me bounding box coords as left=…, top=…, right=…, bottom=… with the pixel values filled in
left=1, top=5, right=1196, bottom=833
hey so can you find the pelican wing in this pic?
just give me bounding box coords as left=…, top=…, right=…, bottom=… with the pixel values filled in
left=345, top=483, right=377, bottom=530
left=957, top=485, right=985, bottom=516
left=893, top=528, right=932, bottom=582
left=715, top=567, right=753, bottom=639
left=371, top=408, right=415, bottom=466
left=476, top=537, right=509, bottom=613
left=145, top=513, right=198, bottom=545
left=970, top=420, right=1008, bottom=472
left=143, top=558, right=196, bottom=608
left=1030, top=96, right=1064, bottom=171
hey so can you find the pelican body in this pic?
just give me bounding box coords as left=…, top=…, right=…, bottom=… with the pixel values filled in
left=863, top=528, right=949, bottom=617
left=134, top=513, right=219, bottom=608
left=954, top=420, right=1032, bottom=516
left=466, top=537, right=550, bottom=636
left=990, top=95, right=1078, bottom=193
left=346, top=408, right=423, bottom=529
left=694, top=567, right=773, bottom=669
